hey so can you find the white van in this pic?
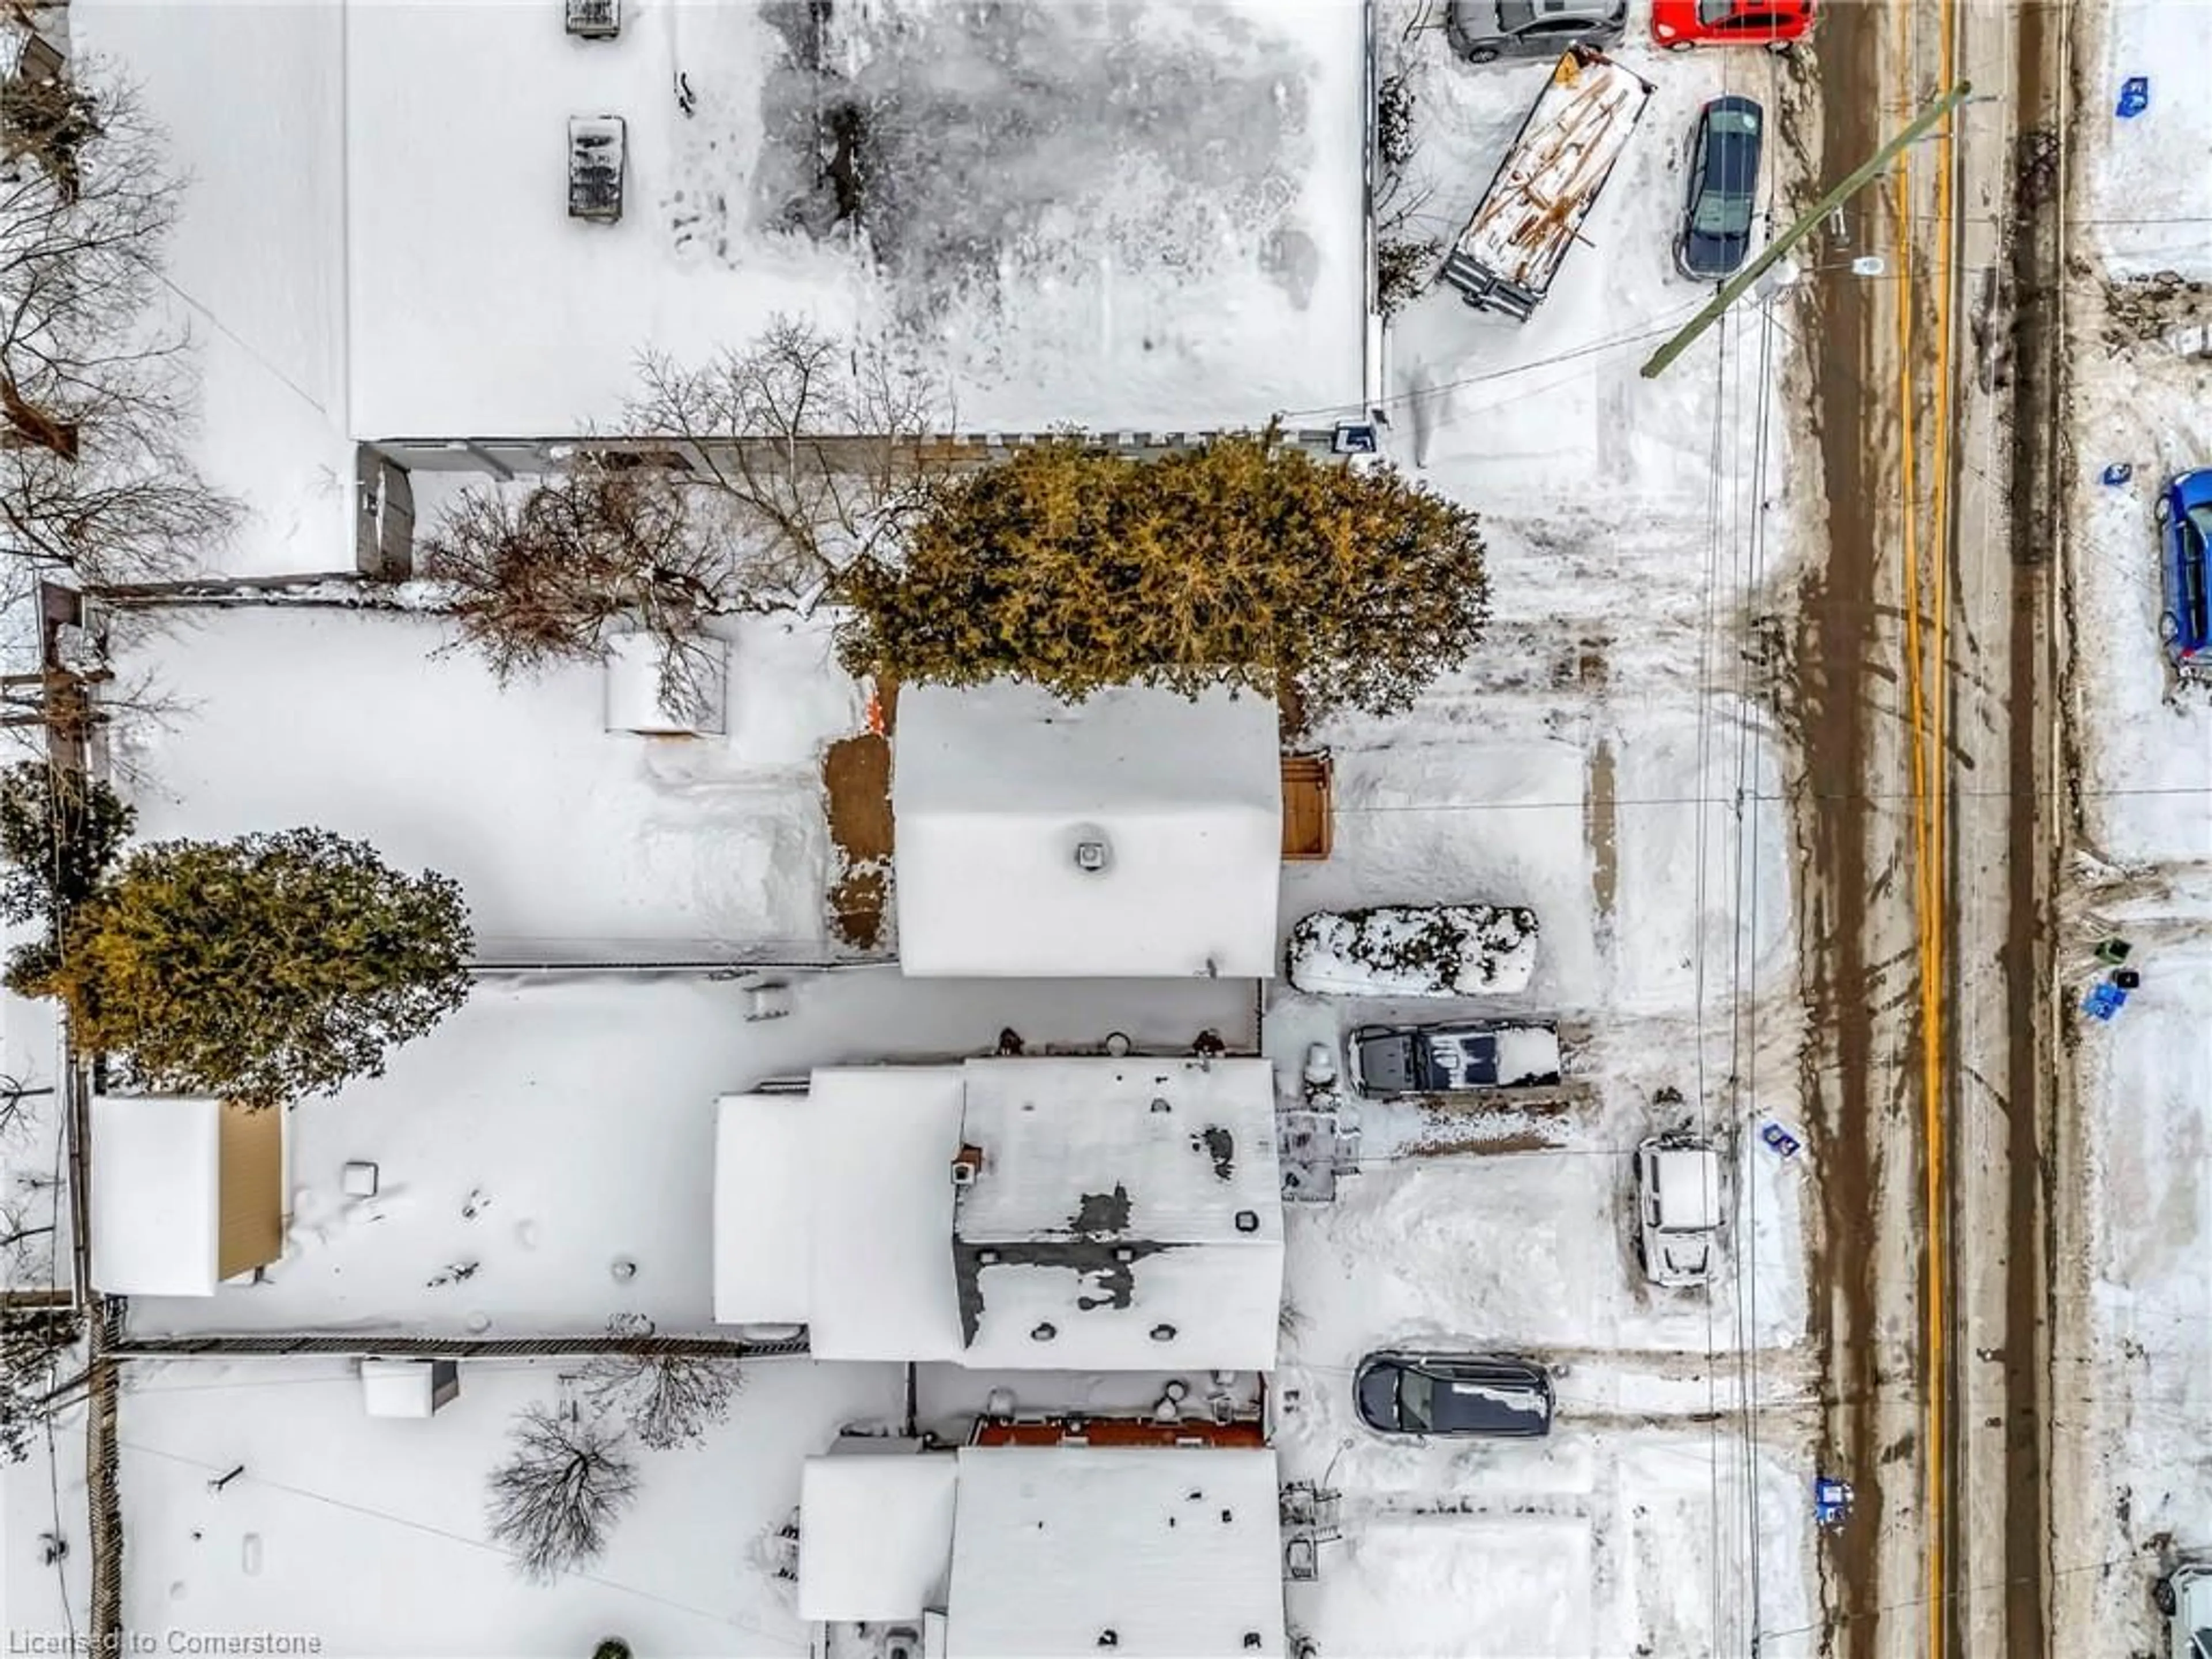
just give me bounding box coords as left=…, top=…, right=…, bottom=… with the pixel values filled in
left=2158, top=1559, right=2212, bottom=1659
left=1635, top=1136, right=1722, bottom=1287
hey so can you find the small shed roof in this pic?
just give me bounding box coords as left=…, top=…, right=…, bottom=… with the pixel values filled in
left=798, top=1444, right=960, bottom=1623
left=945, top=1446, right=1286, bottom=1658
left=891, top=682, right=1283, bottom=979
left=90, top=1095, right=223, bottom=1297
left=803, top=1067, right=968, bottom=1362
left=713, top=1093, right=813, bottom=1325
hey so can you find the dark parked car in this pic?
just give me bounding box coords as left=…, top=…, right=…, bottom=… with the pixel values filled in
left=2157, top=468, right=2212, bottom=677
left=1350, top=1021, right=1563, bottom=1098
left=1676, top=96, right=1764, bottom=278
left=1446, top=0, right=1626, bottom=62
left=1355, top=1351, right=1555, bottom=1437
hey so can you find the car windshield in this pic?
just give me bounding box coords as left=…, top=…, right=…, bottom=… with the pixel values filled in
left=1497, top=1, right=1535, bottom=26
left=2182, top=513, right=2211, bottom=634
left=1396, top=1366, right=1435, bottom=1431
left=1696, top=0, right=1738, bottom=21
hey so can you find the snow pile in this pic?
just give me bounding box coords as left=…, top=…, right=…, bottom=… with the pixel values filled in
left=1285, top=904, right=1539, bottom=998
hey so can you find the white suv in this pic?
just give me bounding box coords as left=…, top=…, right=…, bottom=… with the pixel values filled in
left=1635, top=1137, right=1723, bottom=1287
left=2158, top=1559, right=2212, bottom=1659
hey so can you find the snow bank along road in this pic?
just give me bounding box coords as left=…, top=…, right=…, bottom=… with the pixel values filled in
left=1796, top=0, right=2068, bottom=1656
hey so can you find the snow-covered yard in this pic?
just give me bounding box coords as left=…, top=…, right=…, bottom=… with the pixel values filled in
left=75, top=0, right=1367, bottom=578
left=122, top=971, right=1257, bottom=1340
left=108, top=605, right=862, bottom=962
left=115, top=1355, right=903, bottom=1656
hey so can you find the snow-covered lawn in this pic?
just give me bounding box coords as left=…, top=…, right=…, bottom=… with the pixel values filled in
left=2089, top=0, right=2212, bottom=282
left=108, top=605, right=862, bottom=962
left=122, top=971, right=1258, bottom=1340
left=116, top=1355, right=903, bottom=1656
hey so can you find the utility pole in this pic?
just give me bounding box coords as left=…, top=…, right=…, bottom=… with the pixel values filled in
left=1641, top=81, right=1974, bottom=380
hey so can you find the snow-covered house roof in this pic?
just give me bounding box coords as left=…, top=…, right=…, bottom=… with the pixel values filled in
left=891, top=683, right=1283, bottom=979
left=90, top=1096, right=283, bottom=1297
left=715, top=1070, right=967, bottom=1361
left=711, top=1059, right=1283, bottom=1369
left=799, top=1443, right=959, bottom=1623
left=945, top=1446, right=1286, bottom=1658
left=955, top=1058, right=1283, bottom=1371
left=797, top=1444, right=1285, bottom=1657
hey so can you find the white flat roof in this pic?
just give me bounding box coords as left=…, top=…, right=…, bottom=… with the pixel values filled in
left=90, top=1096, right=222, bottom=1297
left=956, top=1058, right=1282, bottom=1241
left=892, top=684, right=1282, bottom=979
left=964, top=1244, right=1283, bottom=1373
left=713, top=1094, right=813, bottom=1327
left=798, top=1448, right=959, bottom=1623
left=805, top=1068, right=967, bottom=1362
left=946, top=1446, right=1286, bottom=1659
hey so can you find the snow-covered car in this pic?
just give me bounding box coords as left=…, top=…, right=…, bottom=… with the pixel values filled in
left=1635, top=1136, right=1724, bottom=1286
left=2156, top=1559, right=2212, bottom=1659
left=1355, top=1351, right=1554, bottom=1437
left=1286, top=904, right=1539, bottom=998
left=1349, top=1020, right=1562, bottom=1098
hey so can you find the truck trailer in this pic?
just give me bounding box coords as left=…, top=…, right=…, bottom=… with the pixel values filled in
left=1440, top=44, right=1656, bottom=320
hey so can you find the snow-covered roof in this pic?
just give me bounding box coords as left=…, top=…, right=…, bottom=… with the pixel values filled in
left=90, top=1096, right=222, bottom=1297
left=892, top=683, right=1283, bottom=979
left=713, top=1094, right=813, bottom=1326
left=807, top=1069, right=968, bottom=1361
left=799, top=1445, right=959, bottom=1623
left=713, top=1059, right=1283, bottom=1368
left=359, top=1359, right=442, bottom=1419
left=945, top=1446, right=1286, bottom=1658
left=956, top=1058, right=1283, bottom=1370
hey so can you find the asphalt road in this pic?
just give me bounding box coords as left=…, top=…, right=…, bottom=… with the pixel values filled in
left=1794, top=1, right=2066, bottom=1655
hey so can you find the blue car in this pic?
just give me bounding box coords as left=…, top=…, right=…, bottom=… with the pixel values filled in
left=2157, top=469, right=2212, bottom=676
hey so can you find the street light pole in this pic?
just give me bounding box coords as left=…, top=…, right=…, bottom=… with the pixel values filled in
left=1640, top=80, right=1974, bottom=380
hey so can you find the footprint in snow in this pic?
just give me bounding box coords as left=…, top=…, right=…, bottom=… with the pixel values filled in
left=461, top=1187, right=490, bottom=1220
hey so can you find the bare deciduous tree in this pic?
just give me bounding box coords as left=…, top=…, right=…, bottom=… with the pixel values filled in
left=484, top=1404, right=639, bottom=1582
left=580, top=1313, right=741, bottom=1453
left=0, top=1304, right=78, bottom=1465
left=0, top=54, right=238, bottom=588
left=417, top=464, right=736, bottom=722
left=626, top=314, right=951, bottom=598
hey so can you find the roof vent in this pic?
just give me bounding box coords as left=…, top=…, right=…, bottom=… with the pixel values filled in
left=1234, top=1209, right=1260, bottom=1233
left=1150, top=1096, right=1172, bottom=1114
left=1243, top=1635, right=1264, bottom=1652
left=1068, top=824, right=1112, bottom=875
left=1031, top=1321, right=1058, bottom=1342
left=950, top=1143, right=983, bottom=1187
left=1150, top=1323, right=1177, bottom=1343
left=1097, top=1633, right=1119, bottom=1650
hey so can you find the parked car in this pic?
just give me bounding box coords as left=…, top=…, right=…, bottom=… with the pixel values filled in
left=2156, top=468, right=2212, bottom=677
left=1286, top=904, right=1539, bottom=998
left=2154, top=1558, right=2212, bottom=1659
left=1446, top=0, right=1626, bottom=63
left=1652, top=0, right=1816, bottom=51
left=1676, top=96, right=1765, bottom=279
left=1349, top=1020, right=1563, bottom=1098
left=1635, top=1136, right=1724, bottom=1286
left=1354, top=1351, right=1554, bottom=1437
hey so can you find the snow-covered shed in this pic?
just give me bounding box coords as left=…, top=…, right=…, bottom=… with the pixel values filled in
left=713, top=1058, right=1283, bottom=1369
left=90, top=1096, right=283, bottom=1297
left=798, top=1440, right=959, bottom=1625
left=798, top=1443, right=1286, bottom=1659
left=891, top=683, right=1283, bottom=979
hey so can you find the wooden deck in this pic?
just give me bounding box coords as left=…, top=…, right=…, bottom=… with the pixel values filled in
left=1282, top=752, right=1334, bottom=861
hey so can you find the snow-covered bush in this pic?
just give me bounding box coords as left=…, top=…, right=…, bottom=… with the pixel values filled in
left=1286, top=904, right=1539, bottom=998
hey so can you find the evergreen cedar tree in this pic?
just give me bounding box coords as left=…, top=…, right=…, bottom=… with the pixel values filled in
left=0, top=762, right=135, bottom=929
left=17, top=828, right=474, bottom=1110
left=834, top=435, right=1490, bottom=718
